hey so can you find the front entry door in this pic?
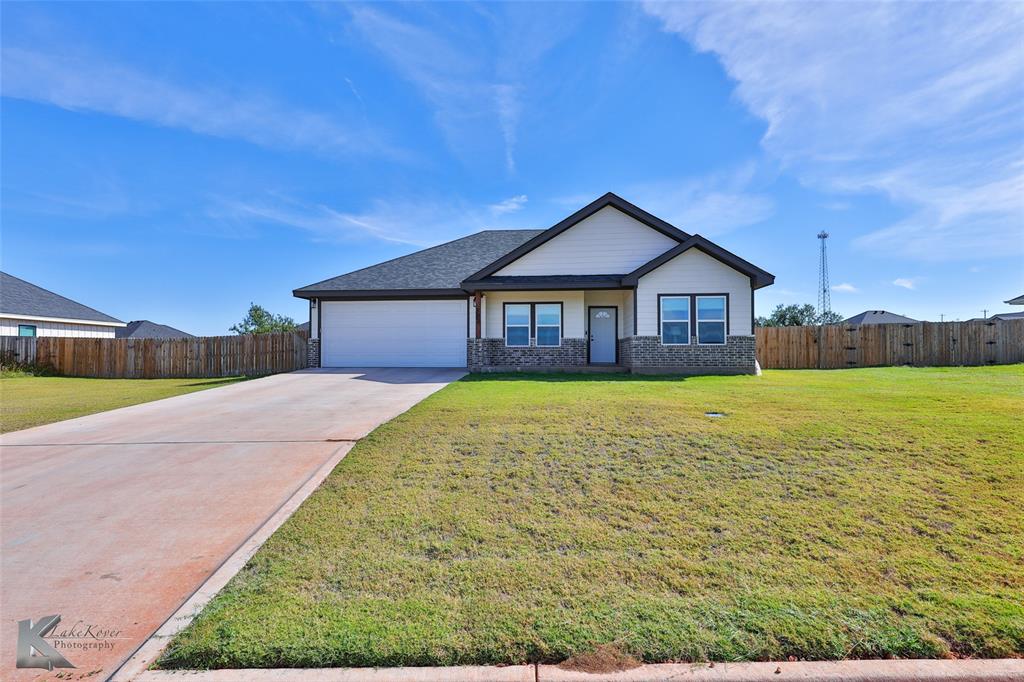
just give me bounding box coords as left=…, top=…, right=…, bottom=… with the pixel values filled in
left=589, top=307, right=617, bottom=364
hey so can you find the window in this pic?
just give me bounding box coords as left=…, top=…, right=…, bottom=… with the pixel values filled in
left=535, top=303, right=561, bottom=347
left=660, top=296, right=690, bottom=344
left=505, top=304, right=530, bottom=346
left=697, top=295, right=727, bottom=344
left=18, top=324, right=37, bottom=337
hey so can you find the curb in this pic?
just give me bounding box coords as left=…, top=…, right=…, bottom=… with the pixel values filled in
left=109, top=442, right=354, bottom=682
left=132, top=659, right=1024, bottom=682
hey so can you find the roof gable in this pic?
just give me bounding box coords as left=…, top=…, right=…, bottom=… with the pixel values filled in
left=464, top=193, right=689, bottom=281
left=622, top=235, right=775, bottom=289
left=0, top=271, right=123, bottom=324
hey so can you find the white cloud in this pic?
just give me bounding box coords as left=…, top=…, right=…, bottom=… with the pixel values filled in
left=625, top=163, right=775, bottom=235
left=345, top=4, right=579, bottom=174
left=642, top=1, right=1024, bottom=260
left=489, top=195, right=528, bottom=215
left=1, top=46, right=394, bottom=158
left=208, top=193, right=531, bottom=246
left=832, top=283, right=859, bottom=293
left=893, top=278, right=918, bottom=290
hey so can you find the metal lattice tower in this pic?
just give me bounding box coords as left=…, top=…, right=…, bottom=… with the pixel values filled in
left=817, top=231, right=831, bottom=320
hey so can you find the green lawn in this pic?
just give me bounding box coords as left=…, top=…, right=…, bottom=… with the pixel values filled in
left=0, top=373, right=248, bottom=433
left=159, top=366, right=1023, bottom=668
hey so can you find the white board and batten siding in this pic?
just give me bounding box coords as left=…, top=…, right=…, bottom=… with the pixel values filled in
left=495, top=206, right=677, bottom=276
left=0, top=317, right=118, bottom=338
left=320, top=300, right=468, bottom=367
left=635, top=249, right=753, bottom=336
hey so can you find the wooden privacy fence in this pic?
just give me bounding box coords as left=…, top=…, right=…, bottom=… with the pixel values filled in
left=0, top=331, right=308, bottom=378
left=756, top=319, right=1024, bottom=369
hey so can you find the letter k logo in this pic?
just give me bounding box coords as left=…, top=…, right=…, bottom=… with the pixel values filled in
left=16, top=615, right=75, bottom=670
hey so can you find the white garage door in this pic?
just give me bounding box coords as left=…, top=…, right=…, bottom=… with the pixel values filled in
left=321, top=299, right=467, bottom=367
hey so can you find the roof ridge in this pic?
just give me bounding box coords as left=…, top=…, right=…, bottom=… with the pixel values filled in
left=294, top=229, right=539, bottom=292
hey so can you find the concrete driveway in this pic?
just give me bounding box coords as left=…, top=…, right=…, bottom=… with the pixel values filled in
left=0, top=368, right=464, bottom=680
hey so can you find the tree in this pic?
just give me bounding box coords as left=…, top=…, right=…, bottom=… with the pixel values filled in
left=230, top=303, right=297, bottom=335
left=756, top=303, right=843, bottom=327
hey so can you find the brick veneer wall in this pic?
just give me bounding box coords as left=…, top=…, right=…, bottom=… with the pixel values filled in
left=623, top=335, right=756, bottom=374
left=307, top=338, right=320, bottom=368
left=468, top=338, right=586, bottom=371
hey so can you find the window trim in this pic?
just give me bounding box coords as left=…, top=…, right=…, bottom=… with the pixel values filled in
left=658, top=295, right=691, bottom=346
left=534, top=302, right=562, bottom=348
left=503, top=303, right=532, bottom=347
left=696, top=294, right=728, bottom=345
left=18, top=324, right=37, bottom=338
left=502, top=302, right=564, bottom=348
left=657, top=293, right=730, bottom=346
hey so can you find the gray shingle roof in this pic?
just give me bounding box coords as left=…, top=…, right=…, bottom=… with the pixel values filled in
left=116, top=320, right=195, bottom=339
left=0, top=271, right=123, bottom=324
left=294, top=230, right=543, bottom=294
left=844, top=310, right=919, bottom=325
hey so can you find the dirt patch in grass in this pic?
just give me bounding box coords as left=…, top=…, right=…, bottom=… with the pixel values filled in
left=559, top=644, right=641, bottom=673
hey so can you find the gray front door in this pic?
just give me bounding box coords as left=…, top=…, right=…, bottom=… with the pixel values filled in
left=589, top=307, right=617, bottom=364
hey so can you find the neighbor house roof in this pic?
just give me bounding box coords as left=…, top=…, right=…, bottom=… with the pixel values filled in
left=844, top=310, right=919, bottom=325
left=0, top=271, right=124, bottom=325
left=115, top=320, right=195, bottom=339
left=1005, top=294, right=1024, bottom=305
left=294, top=230, right=543, bottom=298
left=969, top=311, right=1024, bottom=322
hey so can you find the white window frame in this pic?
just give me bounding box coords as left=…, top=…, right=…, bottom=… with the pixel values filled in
left=696, top=295, right=727, bottom=345
left=660, top=295, right=691, bottom=346
left=534, top=303, right=562, bottom=348
left=504, top=303, right=531, bottom=347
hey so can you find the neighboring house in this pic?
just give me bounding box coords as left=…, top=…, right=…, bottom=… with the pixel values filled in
left=967, top=311, right=1024, bottom=322
left=115, top=320, right=195, bottom=339
left=844, top=310, right=919, bottom=325
left=0, top=271, right=125, bottom=338
left=295, top=321, right=310, bottom=335
left=1005, top=294, right=1024, bottom=305
left=293, top=193, right=774, bottom=374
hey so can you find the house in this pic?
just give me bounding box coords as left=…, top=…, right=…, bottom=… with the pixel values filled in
left=843, top=310, right=919, bottom=325
left=1005, top=294, right=1024, bottom=305
left=0, top=271, right=125, bottom=338
left=967, top=311, right=1024, bottom=322
left=293, top=193, right=774, bottom=374
left=115, top=320, right=195, bottom=339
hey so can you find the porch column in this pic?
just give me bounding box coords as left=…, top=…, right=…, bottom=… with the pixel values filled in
left=473, top=291, right=483, bottom=339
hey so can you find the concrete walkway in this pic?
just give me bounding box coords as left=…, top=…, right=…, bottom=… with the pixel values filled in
left=131, top=659, right=1024, bottom=682
left=0, top=368, right=463, bottom=681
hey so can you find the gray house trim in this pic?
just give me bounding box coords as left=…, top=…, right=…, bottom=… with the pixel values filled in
left=622, top=235, right=775, bottom=289
left=463, top=192, right=691, bottom=282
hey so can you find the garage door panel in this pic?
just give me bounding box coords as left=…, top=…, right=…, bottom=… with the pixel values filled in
left=321, top=300, right=467, bottom=367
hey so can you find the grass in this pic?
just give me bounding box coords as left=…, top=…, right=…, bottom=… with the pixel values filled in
left=158, top=366, right=1024, bottom=668
left=0, top=372, right=249, bottom=433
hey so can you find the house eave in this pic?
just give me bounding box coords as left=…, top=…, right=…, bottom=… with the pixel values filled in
left=293, top=288, right=468, bottom=300
left=0, top=312, right=126, bottom=327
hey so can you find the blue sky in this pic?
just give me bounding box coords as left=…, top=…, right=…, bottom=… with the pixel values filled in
left=2, top=1, right=1022, bottom=335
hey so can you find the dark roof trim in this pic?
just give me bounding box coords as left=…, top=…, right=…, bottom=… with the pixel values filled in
left=464, top=192, right=691, bottom=282
left=463, top=275, right=628, bottom=292
left=294, top=288, right=468, bottom=300
left=622, top=235, right=775, bottom=289
left=462, top=276, right=622, bottom=288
